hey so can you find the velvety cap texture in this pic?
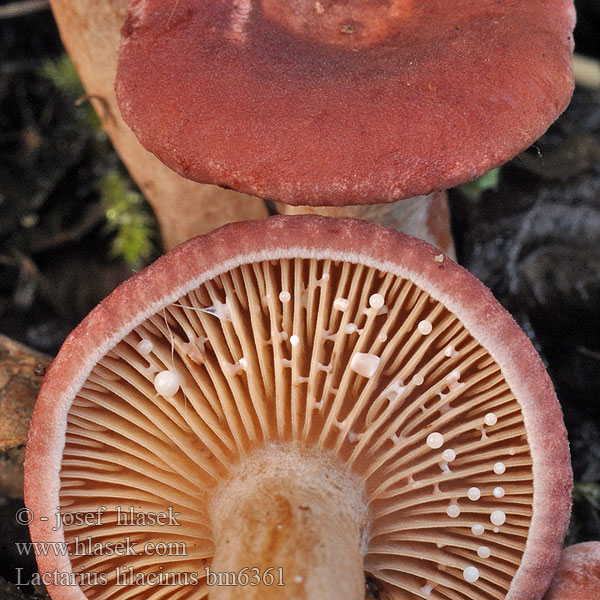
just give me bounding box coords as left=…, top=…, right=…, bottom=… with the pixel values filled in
left=544, top=542, right=600, bottom=600
left=116, top=0, right=575, bottom=205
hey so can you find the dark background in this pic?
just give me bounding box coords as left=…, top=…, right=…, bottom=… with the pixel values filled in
left=0, top=0, right=599, bottom=597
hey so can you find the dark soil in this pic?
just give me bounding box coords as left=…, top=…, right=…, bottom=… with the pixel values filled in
left=1, top=0, right=599, bottom=597
left=0, top=4, right=151, bottom=356
left=450, top=81, right=600, bottom=545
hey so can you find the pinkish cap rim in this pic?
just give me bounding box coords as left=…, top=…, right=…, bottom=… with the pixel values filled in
left=26, top=216, right=571, bottom=599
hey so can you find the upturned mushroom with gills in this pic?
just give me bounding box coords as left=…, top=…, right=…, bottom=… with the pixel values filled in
left=25, top=216, right=572, bottom=600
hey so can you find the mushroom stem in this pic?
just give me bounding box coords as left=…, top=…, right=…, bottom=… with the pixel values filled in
left=275, top=191, right=455, bottom=259
left=209, top=444, right=368, bottom=600
left=48, top=0, right=268, bottom=250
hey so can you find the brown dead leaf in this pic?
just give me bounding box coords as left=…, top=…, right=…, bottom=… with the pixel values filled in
left=0, top=334, right=50, bottom=450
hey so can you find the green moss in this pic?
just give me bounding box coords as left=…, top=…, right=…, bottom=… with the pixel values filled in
left=39, top=55, right=157, bottom=266
left=40, top=54, right=83, bottom=97
left=573, top=482, right=600, bottom=509
left=100, top=170, right=155, bottom=268
left=39, top=54, right=103, bottom=134
left=458, top=168, right=500, bottom=202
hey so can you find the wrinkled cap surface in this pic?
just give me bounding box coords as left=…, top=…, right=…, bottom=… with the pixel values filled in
left=116, top=0, right=575, bottom=206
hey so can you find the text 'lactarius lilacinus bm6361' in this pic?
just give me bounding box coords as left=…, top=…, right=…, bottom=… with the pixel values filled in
left=25, top=216, right=572, bottom=600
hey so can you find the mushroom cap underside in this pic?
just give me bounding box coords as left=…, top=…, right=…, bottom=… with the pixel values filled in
left=25, top=216, right=571, bottom=600
left=116, top=0, right=575, bottom=205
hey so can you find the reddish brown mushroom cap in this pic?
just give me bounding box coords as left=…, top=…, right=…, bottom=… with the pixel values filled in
left=25, top=216, right=571, bottom=599
left=544, top=542, right=600, bottom=600
left=116, top=1, right=575, bottom=206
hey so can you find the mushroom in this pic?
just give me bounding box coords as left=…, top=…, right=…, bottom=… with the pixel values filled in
left=116, top=0, right=575, bottom=206
left=47, top=0, right=454, bottom=255
left=544, top=542, right=600, bottom=600
left=26, top=216, right=571, bottom=599
left=276, top=191, right=455, bottom=258
left=47, top=0, right=269, bottom=250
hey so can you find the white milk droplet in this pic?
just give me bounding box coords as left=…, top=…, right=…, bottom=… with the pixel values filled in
left=369, top=293, right=385, bottom=309
left=490, top=510, right=506, bottom=526
left=439, top=461, right=451, bottom=475
left=333, top=297, right=349, bottom=311
left=154, top=371, right=180, bottom=397
left=377, top=333, right=388, bottom=343
left=214, top=298, right=232, bottom=321
left=446, top=369, right=460, bottom=382
left=444, top=345, right=458, bottom=358
left=445, top=370, right=463, bottom=390
left=412, top=373, right=424, bottom=385
left=345, top=323, right=358, bottom=334
left=446, top=503, right=460, bottom=518
left=350, top=353, right=380, bottom=378
left=467, top=487, right=481, bottom=501
left=463, top=566, right=480, bottom=583
left=442, top=449, right=456, bottom=462
left=222, top=360, right=242, bottom=376
left=279, top=291, right=291, bottom=303
left=427, top=432, right=444, bottom=449
left=471, top=523, right=485, bottom=536
left=418, top=320, right=433, bottom=335
left=385, top=380, right=405, bottom=401
left=477, top=546, right=491, bottom=559
left=290, top=335, right=300, bottom=347
left=137, top=339, right=153, bottom=355
left=493, top=462, right=506, bottom=475
left=239, top=357, right=248, bottom=370
left=420, top=582, right=435, bottom=596
left=484, top=412, right=498, bottom=426
left=493, top=487, right=505, bottom=499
